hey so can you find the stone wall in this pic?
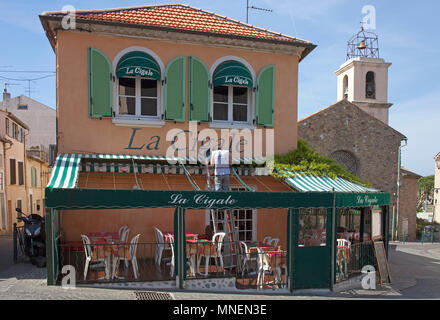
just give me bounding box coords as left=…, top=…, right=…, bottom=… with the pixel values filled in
left=298, top=100, right=406, bottom=211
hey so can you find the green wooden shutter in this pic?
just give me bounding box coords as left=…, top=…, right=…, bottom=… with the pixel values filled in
left=88, top=47, right=113, bottom=118
left=164, top=56, right=186, bottom=122
left=256, top=65, right=275, bottom=127
left=31, top=167, right=35, bottom=187
left=188, top=57, right=210, bottom=122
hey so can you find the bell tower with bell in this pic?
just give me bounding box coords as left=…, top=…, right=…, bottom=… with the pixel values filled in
left=335, top=25, right=392, bottom=124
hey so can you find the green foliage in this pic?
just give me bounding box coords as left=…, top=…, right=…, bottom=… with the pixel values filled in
left=273, top=139, right=371, bottom=187
left=418, top=175, right=434, bottom=194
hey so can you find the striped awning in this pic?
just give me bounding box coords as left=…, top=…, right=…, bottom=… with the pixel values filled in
left=116, top=51, right=161, bottom=81
left=47, top=154, right=82, bottom=189
left=213, top=61, right=253, bottom=88
left=47, top=153, right=268, bottom=189
left=281, top=170, right=379, bottom=193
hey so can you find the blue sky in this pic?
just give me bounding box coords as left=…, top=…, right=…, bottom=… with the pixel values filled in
left=0, top=0, right=438, bottom=176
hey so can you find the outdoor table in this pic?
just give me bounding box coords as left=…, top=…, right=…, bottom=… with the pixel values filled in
left=186, top=239, right=211, bottom=276
left=90, top=238, right=127, bottom=279
left=245, top=241, right=273, bottom=253
left=87, top=232, right=119, bottom=241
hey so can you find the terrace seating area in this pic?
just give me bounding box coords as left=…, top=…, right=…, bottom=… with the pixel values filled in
left=58, top=225, right=288, bottom=290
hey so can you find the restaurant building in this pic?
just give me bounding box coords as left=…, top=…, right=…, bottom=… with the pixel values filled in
left=40, top=4, right=390, bottom=293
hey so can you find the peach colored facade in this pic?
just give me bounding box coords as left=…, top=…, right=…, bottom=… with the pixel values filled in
left=46, top=12, right=309, bottom=251
left=56, top=31, right=299, bottom=156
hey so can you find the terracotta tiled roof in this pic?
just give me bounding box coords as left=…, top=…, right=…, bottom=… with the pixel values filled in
left=42, top=4, right=310, bottom=45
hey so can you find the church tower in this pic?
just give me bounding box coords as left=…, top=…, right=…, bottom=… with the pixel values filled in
left=335, top=27, right=392, bottom=124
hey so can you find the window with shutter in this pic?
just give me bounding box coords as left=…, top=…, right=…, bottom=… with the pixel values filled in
left=18, top=161, right=24, bottom=185
left=256, top=65, right=275, bottom=127
left=188, top=57, right=210, bottom=122
left=9, top=159, right=16, bottom=185
left=164, top=56, right=186, bottom=122
left=88, top=47, right=113, bottom=118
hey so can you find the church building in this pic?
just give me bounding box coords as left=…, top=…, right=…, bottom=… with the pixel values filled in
left=298, top=27, right=414, bottom=240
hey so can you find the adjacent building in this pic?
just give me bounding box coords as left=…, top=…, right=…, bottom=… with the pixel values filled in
left=0, top=91, right=56, bottom=150
left=398, top=167, right=422, bottom=241
left=298, top=28, right=409, bottom=240
left=434, top=152, right=440, bottom=223
left=0, top=92, right=53, bottom=233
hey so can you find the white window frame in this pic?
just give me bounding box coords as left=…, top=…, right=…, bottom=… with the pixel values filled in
left=209, top=56, right=256, bottom=129
left=112, top=46, right=165, bottom=127
left=116, top=76, right=160, bottom=119
left=212, top=85, right=251, bottom=125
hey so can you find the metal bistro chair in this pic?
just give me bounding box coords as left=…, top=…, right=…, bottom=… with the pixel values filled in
left=81, top=234, right=108, bottom=280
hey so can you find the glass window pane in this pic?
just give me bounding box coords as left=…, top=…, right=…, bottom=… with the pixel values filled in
left=233, top=86, right=247, bottom=104
left=298, top=208, right=327, bottom=247
left=141, top=79, right=157, bottom=97
left=213, top=86, right=228, bottom=103
left=233, top=105, right=247, bottom=122
left=119, top=96, right=135, bottom=115
left=118, top=77, right=135, bottom=96
left=213, top=103, right=228, bottom=121
left=141, top=98, right=157, bottom=116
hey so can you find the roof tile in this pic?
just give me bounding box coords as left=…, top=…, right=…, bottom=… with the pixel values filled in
left=44, top=4, right=310, bottom=44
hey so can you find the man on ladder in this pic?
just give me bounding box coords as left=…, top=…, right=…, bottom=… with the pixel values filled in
left=210, top=148, right=230, bottom=191
left=208, top=147, right=242, bottom=273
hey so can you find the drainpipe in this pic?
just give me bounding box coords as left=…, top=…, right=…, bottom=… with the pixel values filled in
left=395, top=138, right=407, bottom=241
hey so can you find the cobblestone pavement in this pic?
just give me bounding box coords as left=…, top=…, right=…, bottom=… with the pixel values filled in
left=0, top=262, right=135, bottom=300
left=1, top=238, right=439, bottom=300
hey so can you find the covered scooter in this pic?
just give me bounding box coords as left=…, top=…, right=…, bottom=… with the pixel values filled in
left=16, top=208, right=46, bottom=268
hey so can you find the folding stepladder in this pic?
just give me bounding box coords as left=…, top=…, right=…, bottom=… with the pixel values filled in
left=206, top=164, right=243, bottom=274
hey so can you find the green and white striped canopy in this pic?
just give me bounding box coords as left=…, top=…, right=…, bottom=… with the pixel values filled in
left=47, top=153, right=267, bottom=189
left=281, top=170, right=379, bottom=193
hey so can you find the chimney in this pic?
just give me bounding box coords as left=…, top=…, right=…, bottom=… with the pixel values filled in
left=3, top=89, right=10, bottom=102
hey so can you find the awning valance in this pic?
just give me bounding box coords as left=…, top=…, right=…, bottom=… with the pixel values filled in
left=213, top=61, right=253, bottom=88
left=280, top=170, right=379, bottom=193
left=116, top=51, right=161, bottom=81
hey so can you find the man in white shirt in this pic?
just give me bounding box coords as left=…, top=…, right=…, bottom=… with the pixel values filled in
left=210, top=149, right=231, bottom=191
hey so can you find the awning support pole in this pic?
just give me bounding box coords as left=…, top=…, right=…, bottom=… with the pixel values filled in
left=382, top=205, right=390, bottom=257
left=232, top=167, right=255, bottom=192
left=174, top=207, right=186, bottom=289
left=179, top=161, right=200, bottom=191
left=45, top=207, right=55, bottom=285
left=287, top=208, right=295, bottom=293
left=330, top=191, right=337, bottom=291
